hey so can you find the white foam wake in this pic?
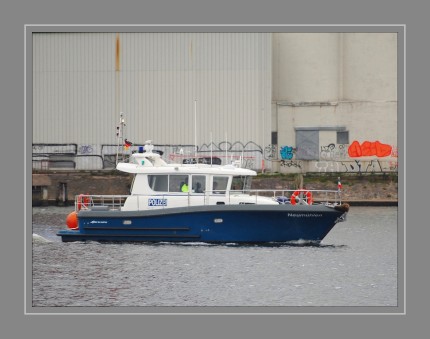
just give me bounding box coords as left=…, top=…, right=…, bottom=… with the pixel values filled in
left=32, top=233, right=51, bottom=243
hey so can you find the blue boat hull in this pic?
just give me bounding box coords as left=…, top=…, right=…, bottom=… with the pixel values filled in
left=57, top=205, right=348, bottom=243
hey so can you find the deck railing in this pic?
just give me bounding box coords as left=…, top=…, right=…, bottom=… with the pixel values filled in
left=74, top=194, right=129, bottom=211
left=230, top=189, right=343, bottom=205
left=74, top=189, right=342, bottom=211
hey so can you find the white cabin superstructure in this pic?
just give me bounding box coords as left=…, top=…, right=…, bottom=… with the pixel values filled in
left=117, top=143, right=278, bottom=211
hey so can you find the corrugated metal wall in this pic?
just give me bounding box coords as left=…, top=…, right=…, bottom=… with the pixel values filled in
left=33, top=32, right=271, bottom=169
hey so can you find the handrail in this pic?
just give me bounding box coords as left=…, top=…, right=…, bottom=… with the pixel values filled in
left=74, top=194, right=129, bottom=211
left=74, top=189, right=342, bottom=211
left=225, top=189, right=341, bottom=205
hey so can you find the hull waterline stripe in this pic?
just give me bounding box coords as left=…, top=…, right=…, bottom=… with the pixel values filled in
left=60, top=233, right=201, bottom=239
left=83, top=227, right=190, bottom=231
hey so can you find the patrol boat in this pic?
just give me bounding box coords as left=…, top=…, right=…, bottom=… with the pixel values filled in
left=57, top=142, right=349, bottom=244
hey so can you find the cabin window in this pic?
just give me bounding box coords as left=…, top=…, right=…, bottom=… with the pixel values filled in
left=191, top=175, right=206, bottom=193
left=212, top=176, right=229, bottom=194
left=148, top=175, right=193, bottom=192
left=232, top=176, right=252, bottom=192
left=170, top=175, right=189, bottom=193
left=148, top=175, right=169, bottom=192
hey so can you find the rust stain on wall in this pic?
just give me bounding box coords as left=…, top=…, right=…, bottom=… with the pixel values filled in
left=115, top=33, right=120, bottom=71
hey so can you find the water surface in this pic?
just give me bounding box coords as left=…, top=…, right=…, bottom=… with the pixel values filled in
left=32, top=206, right=398, bottom=307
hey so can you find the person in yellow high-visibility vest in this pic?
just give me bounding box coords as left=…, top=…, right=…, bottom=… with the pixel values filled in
left=181, top=178, right=189, bottom=192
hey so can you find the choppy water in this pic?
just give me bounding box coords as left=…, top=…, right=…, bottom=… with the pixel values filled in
left=31, top=206, right=398, bottom=308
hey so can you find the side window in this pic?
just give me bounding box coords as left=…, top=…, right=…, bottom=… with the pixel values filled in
left=231, top=176, right=252, bottom=192
left=148, top=175, right=168, bottom=192
left=169, top=175, right=189, bottom=193
left=212, top=176, right=229, bottom=194
left=191, top=175, right=206, bottom=194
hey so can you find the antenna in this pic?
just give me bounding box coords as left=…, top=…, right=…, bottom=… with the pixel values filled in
left=241, top=149, right=244, bottom=168
left=225, top=132, right=228, bottom=165
left=115, top=112, right=125, bottom=165
left=261, top=108, right=266, bottom=173
left=194, top=99, right=197, bottom=160
left=210, top=131, right=213, bottom=167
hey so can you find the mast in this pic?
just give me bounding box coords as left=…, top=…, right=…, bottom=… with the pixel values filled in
left=210, top=131, right=213, bottom=166
left=225, top=132, right=228, bottom=165
left=115, top=112, right=126, bottom=165
left=194, top=99, right=197, bottom=159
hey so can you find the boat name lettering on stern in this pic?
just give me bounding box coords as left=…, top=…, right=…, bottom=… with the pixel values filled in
left=89, top=220, right=108, bottom=224
left=148, top=198, right=168, bottom=207
left=287, top=213, right=323, bottom=218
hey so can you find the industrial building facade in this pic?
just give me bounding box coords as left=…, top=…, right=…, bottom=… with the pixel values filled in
left=32, top=32, right=398, bottom=174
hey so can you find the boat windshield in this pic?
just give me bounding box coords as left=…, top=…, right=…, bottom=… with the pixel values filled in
left=231, top=176, right=252, bottom=192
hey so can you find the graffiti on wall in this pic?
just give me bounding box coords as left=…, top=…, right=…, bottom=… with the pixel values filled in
left=169, top=141, right=262, bottom=169
left=275, top=140, right=398, bottom=173
left=320, top=143, right=348, bottom=160
left=315, top=161, right=340, bottom=173
left=78, top=145, right=94, bottom=154
left=264, top=144, right=278, bottom=161
left=279, top=143, right=349, bottom=161
left=198, top=141, right=263, bottom=154
left=314, top=160, right=396, bottom=173
left=342, top=159, right=381, bottom=172
left=32, top=141, right=265, bottom=171
left=32, top=144, right=79, bottom=169
left=348, top=140, right=392, bottom=158
left=279, top=146, right=295, bottom=160
left=33, top=140, right=398, bottom=173
left=280, top=160, right=302, bottom=169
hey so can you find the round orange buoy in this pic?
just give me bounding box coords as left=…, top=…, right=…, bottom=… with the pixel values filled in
left=290, top=189, right=313, bottom=205
left=66, top=211, right=79, bottom=230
